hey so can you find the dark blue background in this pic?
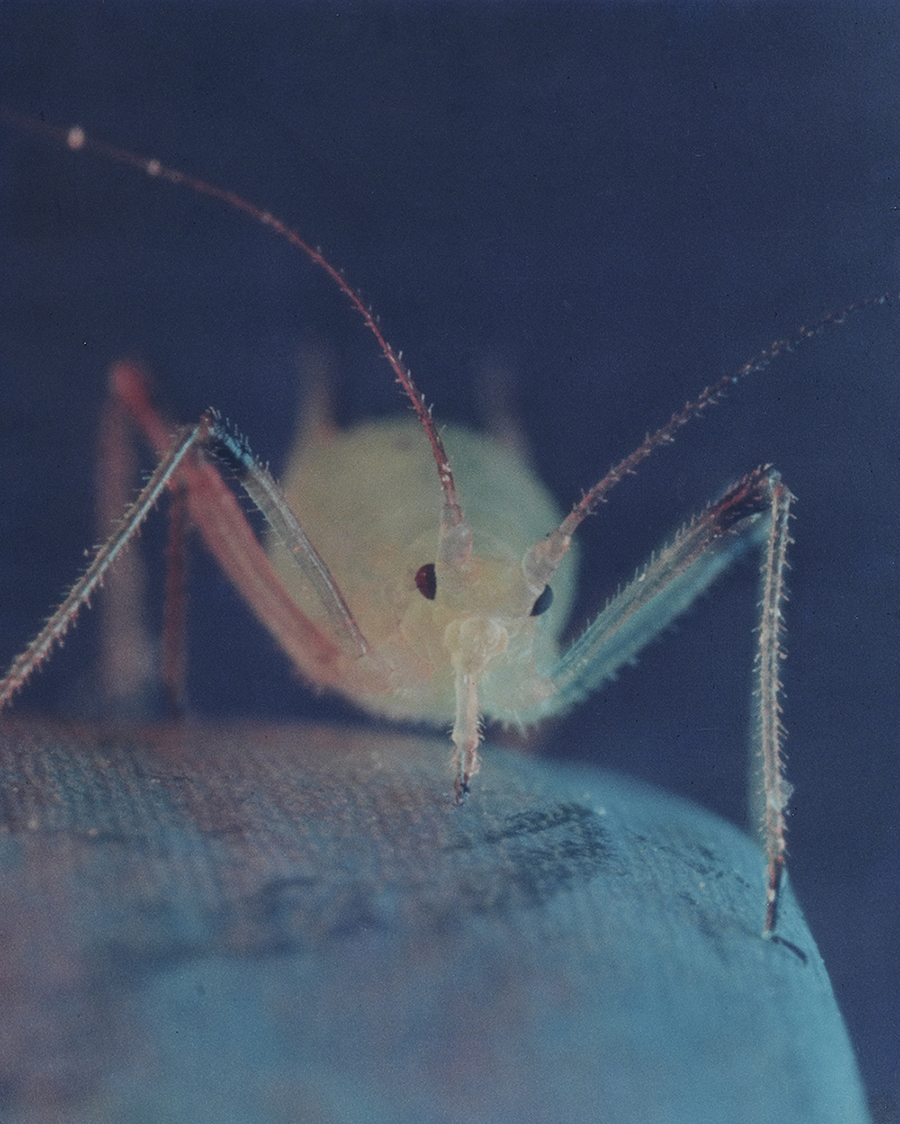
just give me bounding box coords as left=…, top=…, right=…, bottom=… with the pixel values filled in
left=1, top=3, right=897, bottom=1113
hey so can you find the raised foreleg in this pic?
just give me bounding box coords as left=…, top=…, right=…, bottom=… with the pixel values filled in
left=526, top=467, right=794, bottom=935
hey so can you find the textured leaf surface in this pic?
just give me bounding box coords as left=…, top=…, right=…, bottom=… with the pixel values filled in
left=0, top=719, right=869, bottom=1124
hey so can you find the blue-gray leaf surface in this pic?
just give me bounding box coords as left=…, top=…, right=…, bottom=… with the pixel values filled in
left=0, top=720, right=870, bottom=1123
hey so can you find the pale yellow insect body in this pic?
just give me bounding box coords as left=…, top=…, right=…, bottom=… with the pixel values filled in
left=269, top=417, right=578, bottom=728
left=0, top=116, right=803, bottom=927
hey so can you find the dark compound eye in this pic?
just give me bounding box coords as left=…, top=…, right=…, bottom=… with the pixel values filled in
left=530, top=584, right=553, bottom=616
left=414, top=562, right=437, bottom=600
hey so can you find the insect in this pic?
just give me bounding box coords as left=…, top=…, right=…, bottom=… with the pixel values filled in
left=0, top=112, right=888, bottom=940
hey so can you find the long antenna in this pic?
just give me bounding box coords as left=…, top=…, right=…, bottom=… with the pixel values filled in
left=525, top=293, right=895, bottom=585
left=0, top=108, right=467, bottom=545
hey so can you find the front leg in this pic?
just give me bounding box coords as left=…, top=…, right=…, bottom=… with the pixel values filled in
left=0, top=372, right=375, bottom=713
left=525, top=467, right=795, bottom=936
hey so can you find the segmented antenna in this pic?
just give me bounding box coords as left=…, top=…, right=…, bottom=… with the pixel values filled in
left=569, top=295, right=895, bottom=529
left=0, top=108, right=466, bottom=541
left=525, top=293, right=896, bottom=586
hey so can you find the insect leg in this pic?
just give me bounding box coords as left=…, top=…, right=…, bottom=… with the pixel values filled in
left=95, top=367, right=190, bottom=715
left=539, top=471, right=782, bottom=707
left=204, top=414, right=369, bottom=659
left=95, top=372, right=155, bottom=711
left=522, top=468, right=795, bottom=934
left=0, top=421, right=206, bottom=708
left=161, top=481, right=190, bottom=714
left=0, top=363, right=383, bottom=710
left=758, top=474, right=793, bottom=937
left=107, top=363, right=372, bottom=692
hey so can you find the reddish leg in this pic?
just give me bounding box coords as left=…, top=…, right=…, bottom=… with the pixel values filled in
left=0, top=363, right=384, bottom=712
left=95, top=375, right=155, bottom=712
